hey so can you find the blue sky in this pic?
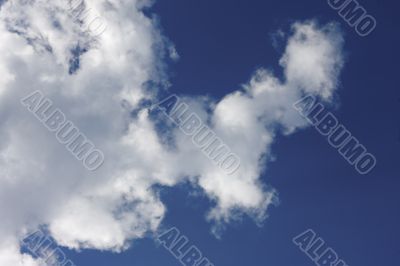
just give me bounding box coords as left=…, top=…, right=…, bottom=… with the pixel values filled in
left=71, top=0, right=398, bottom=265
left=0, top=0, right=399, bottom=265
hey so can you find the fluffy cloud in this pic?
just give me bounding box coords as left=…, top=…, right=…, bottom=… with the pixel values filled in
left=0, top=0, right=344, bottom=264
left=195, top=21, right=343, bottom=226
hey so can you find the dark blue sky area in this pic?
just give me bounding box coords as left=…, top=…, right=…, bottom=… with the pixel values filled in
left=67, top=0, right=399, bottom=265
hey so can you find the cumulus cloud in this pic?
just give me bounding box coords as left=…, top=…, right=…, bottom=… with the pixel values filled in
left=190, top=21, right=344, bottom=226
left=0, top=0, right=344, bottom=264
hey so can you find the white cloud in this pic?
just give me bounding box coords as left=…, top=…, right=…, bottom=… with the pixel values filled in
left=0, top=0, right=344, bottom=264
left=194, top=22, right=344, bottom=227
left=280, top=21, right=344, bottom=99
